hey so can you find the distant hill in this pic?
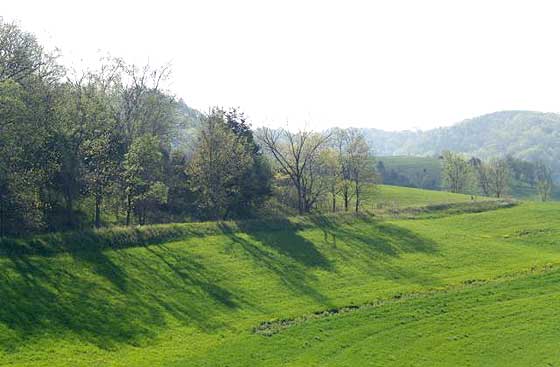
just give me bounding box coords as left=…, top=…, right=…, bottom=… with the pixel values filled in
left=362, top=111, right=560, bottom=180
left=172, top=99, right=204, bottom=152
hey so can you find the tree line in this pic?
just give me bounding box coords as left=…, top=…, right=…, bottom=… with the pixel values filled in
left=441, top=151, right=554, bottom=201
left=0, top=20, right=376, bottom=236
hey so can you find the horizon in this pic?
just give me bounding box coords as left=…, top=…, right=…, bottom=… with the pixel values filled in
left=5, top=1, right=560, bottom=131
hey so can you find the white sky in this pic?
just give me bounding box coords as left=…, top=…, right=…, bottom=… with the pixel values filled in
left=4, top=0, right=560, bottom=131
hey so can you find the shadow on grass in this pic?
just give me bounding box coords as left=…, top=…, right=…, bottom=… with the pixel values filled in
left=0, top=243, right=241, bottom=353
left=224, top=231, right=331, bottom=306
left=0, top=212, right=441, bottom=354
left=234, top=218, right=333, bottom=269
left=222, top=213, right=440, bottom=305
left=219, top=218, right=339, bottom=305
left=308, top=213, right=438, bottom=256
left=322, top=215, right=442, bottom=288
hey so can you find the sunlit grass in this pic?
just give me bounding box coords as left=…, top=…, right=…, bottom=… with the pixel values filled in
left=0, top=196, right=559, bottom=366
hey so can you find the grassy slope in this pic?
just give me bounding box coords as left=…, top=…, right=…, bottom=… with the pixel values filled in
left=316, top=184, right=473, bottom=214
left=379, top=156, right=441, bottom=179
left=192, top=269, right=560, bottom=367
left=0, top=197, right=559, bottom=365
left=377, top=155, right=442, bottom=188
left=378, top=156, right=560, bottom=201
left=363, top=184, right=474, bottom=209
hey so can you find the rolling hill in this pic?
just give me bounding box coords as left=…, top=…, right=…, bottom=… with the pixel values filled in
left=1, top=186, right=560, bottom=366
left=363, top=110, right=560, bottom=180
left=376, top=156, right=560, bottom=200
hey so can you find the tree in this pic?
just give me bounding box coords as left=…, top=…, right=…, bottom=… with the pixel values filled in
left=441, top=151, right=473, bottom=194
left=376, top=161, right=386, bottom=184
left=0, top=18, right=60, bottom=83
left=78, top=68, right=124, bottom=228
left=320, top=148, right=342, bottom=212
left=332, top=128, right=354, bottom=211
left=114, top=61, right=176, bottom=147
left=487, top=158, right=509, bottom=198
left=0, top=20, right=62, bottom=235
left=224, top=108, right=272, bottom=217
left=345, top=130, right=375, bottom=212
left=258, top=127, right=331, bottom=214
left=187, top=108, right=254, bottom=220
left=470, top=157, right=491, bottom=196
left=53, top=67, right=123, bottom=228
left=82, top=129, right=122, bottom=228
left=123, top=135, right=167, bottom=225
left=535, top=161, right=553, bottom=201
left=109, top=60, right=179, bottom=224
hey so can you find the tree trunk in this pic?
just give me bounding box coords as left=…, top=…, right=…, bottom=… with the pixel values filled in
left=296, top=185, right=304, bottom=214
left=355, top=182, right=360, bottom=212
left=0, top=197, right=4, bottom=237
left=66, top=195, right=73, bottom=228
left=126, top=194, right=132, bottom=226
left=115, top=202, right=120, bottom=222
left=332, top=194, right=336, bottom=212
left=94, top=193, right=102, bottom=228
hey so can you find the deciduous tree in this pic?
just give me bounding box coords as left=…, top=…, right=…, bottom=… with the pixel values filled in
left=535, top=161, right=553, bottom=202
left=258, top=127, right=331, bottom=214
left=441, top=151, right=473, bottom=194
left=187, top=108, right=254, bottom=220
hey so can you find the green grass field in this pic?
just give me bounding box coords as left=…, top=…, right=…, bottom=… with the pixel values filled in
left=363, top=184, right=474, bottom=209
left=1, top=186, right=559, bottom=366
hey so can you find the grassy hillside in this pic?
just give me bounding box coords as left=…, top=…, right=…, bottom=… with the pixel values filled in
left=202, top=268, right=560, bottom=366
left=317, top=184, right=474, bottom=214
left=377, top=156, right=442, bottom=189
left=363, top=184, right=473, bottom=209
left=376, top=157, right=560, bottom=201
left=363, top=110, right=560, bottom=180
left=1, top=197, right=560, bottom=366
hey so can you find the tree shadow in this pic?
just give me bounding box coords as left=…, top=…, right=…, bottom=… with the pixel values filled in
left=223, top=230, right=331, bottom=306
left=0, top=213, right=442, bottom=355
left=234, top=218, right=333, bottom=270
left=308, top=213, right=438, bottom=257
left=307, top=214, right=442, bottom=287
left=0, top=242, right=242, bottom=353
left=144, top=245, right=238, bottom=309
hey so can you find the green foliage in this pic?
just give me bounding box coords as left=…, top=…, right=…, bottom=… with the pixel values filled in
left=486, top=157, right=510, bottom=198
left=535, top=161, right=554, bottom=201
left=259, top=128, right=332, bottom=214
left=0, top=24, right=62, bottom=235
left=124, top=135, right=168, bottom=225
left=441, top=151, right=475, bottom=194
left=224, top=108, right=272, bottom=218
left=379, top=156, right=559, bottom=201
left=0, top=18, right=278, bottom=233
left=188, top=108, right=261, bottom=220
left=363, top=110, right=560, bottom=181
left=0, top=18, right=61, bottom=83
